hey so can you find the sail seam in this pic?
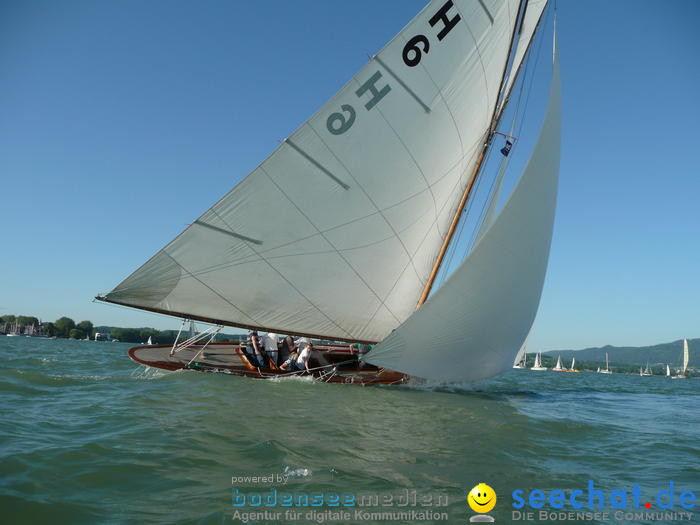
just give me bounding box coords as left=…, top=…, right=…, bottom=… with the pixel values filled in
left=452, top=3, right=493, bottom=121
left=160, top=249, right=262, bottom=326
left=183, top=204, right=434, bottom=279
left=358, top=140, right=482, bottom=335
left=307, top=121, right=426, bottom=287
left=259, top=165, right=402, bottom=326
left=209, top=209, right=355, bottom=339
left=167, top=165, right=465, bottom=283
left=353, top=77, right=438, bottom=286
left=407, top=34, right=467, bottom=239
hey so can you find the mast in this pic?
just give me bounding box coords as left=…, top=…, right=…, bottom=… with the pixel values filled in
left=417, top=0, right=529, bottom=308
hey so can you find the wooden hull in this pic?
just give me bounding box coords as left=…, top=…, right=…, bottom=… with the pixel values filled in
left=127, top=342, right=409, bottom=386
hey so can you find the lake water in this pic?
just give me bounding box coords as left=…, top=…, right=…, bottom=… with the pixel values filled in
left=1, top=337, right=698, bottom=524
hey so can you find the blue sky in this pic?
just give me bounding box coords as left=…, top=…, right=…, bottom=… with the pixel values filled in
left=1, top=1, right=698, bottom=351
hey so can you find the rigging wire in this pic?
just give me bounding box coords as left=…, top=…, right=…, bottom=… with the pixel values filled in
left=432, top=2, right=553, bottom=290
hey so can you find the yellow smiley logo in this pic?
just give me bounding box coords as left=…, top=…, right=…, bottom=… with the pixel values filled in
left=468, top=483, right=496, bottom=514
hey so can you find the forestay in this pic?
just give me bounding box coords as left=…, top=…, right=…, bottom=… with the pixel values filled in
left=498, top=0, right=548, bottom=116
left=366, top=44, right=561, bottom=381
left=103, top=1, right=521, bottom=343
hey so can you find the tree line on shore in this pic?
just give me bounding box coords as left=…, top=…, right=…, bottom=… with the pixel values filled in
left=0, top=314, right=242, bottom=344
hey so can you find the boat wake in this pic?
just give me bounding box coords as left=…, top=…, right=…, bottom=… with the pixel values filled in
left=266, top=374, right=316, bottom=384
left=130, top=365, right=173, bottom=380
left=395, top=378, right=544, bottom=399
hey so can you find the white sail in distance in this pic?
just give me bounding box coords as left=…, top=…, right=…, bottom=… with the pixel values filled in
left=366, top=40, right=561, bottom=381
left=100, top=0, right=526, bottom=343
left=682, top=339, right=689, bottom=374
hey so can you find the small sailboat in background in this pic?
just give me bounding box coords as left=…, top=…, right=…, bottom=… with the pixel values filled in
left=597, top=352, right=612, bottom=374
left=6, top=322, right=21, bottom=337
left=147, top=336, right=153, bottom=346
left=640, top=362, right=652, bottom=377
left=567, top=356, right=580, bottom=373
left=671, top=339, right=689, bottom=379
left=531, top=352, right=547, bottom=371
left=552, top=355, right=566, bottom=372
left=665, top=364, right=671, bottom=378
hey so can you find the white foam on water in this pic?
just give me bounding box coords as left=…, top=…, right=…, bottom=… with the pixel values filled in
left=283, top=465, right=312, bottom=479
left=266, top=374, right=316, bottom=384
left=130, top=365, right=172, bottom=380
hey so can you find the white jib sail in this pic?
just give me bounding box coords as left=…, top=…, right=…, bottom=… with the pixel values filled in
left=498, top=0, right=548, bottom=116
left=103, top=0, right=521, bottom=343
left=683, top=339, right=689, bottom=373
left=512, top=325, right=531, bottom=365
left=366, top=41, right=561, bottom=382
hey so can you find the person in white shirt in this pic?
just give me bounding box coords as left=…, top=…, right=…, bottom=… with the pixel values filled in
left=280, top=341, right=313, bottom=373
left=262, top=332, right=279, bottom=366
left=295, top=342, right=313, bottom=372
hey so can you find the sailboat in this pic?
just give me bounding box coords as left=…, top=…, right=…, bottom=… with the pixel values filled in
left=671, top=339, right=689, bottom=379
left=95, top=0, right=560, bottom=385
left=531, top=352, right=548, bottom=371
left=665, top=364, right=671, bottom=378
left=5, top=322, right=20, bottom=337
left=552, top=355, right=566, bottom=372
left=640, top=362, right=652, bottom=377
left=147, top=336, right=153, bottom=346
left=566, top=356, right=580, bottom=373
left=597, top=352, right=612, bottom=374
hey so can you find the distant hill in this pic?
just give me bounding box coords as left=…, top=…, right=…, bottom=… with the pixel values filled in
left=544, top=338, right=698, bottom=368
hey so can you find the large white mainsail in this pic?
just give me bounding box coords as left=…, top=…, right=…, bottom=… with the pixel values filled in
left=100, top=0, right=525, bottom=343
left=366, top=42, right=561, bottom=381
